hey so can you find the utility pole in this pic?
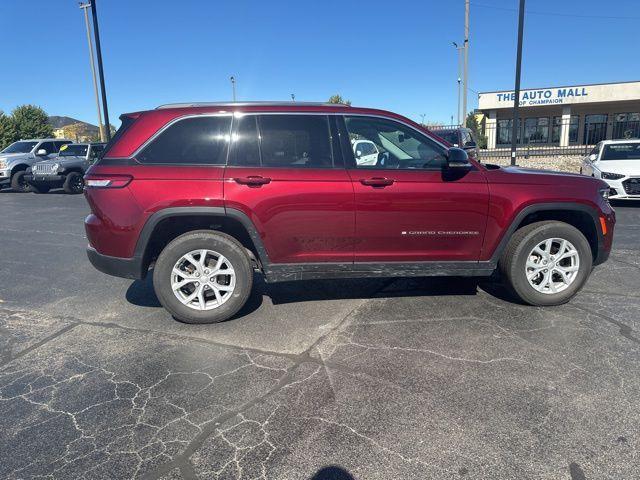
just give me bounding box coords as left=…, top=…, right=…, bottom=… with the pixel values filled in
left=510, top=0, right=526, bottom=165
left=79, top=3, right=104, bottom=142
left=463, top=0, right=469, bottom=122
left=230, top=76, right=236, bottom=102
left=89, top=0, right=111, bottom=142
left=453, top=42, right=463, bottom=125
left=420, top=113, right=426, bottom=125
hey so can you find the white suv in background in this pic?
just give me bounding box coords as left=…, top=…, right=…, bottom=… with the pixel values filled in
left=581, top=139, right=640, bottom=200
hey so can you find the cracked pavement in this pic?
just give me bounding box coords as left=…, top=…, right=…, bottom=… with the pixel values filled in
left=1, top=191, right=639, bottom=479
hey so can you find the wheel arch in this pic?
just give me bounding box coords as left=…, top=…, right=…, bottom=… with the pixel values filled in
left=10, top=163, right=29, bottom=175
left=490, top=203, right=603, bottom=264
left=135, top=207, right=270, bottom=277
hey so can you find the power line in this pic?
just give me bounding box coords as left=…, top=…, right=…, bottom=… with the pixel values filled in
left=470, top=2, right=640, bottom=21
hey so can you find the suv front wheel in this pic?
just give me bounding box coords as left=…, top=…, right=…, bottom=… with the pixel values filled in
left=153, top=230, right=253, bottom=324
left=499, top=221, right=593, bottom=306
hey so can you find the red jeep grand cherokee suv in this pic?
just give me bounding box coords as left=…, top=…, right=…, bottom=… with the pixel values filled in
left=84, top=102, right=615, bottom=324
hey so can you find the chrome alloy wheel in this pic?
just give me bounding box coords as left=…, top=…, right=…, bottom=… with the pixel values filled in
left=171, top=249, right=236, bottom=310
left=525, top=238, right=580, bottom=294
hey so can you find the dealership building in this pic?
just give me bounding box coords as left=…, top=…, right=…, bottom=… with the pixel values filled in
left=477, top=80, right=640, bottom=149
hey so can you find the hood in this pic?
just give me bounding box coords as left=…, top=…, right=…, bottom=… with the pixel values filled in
left=499, top=165, right=584, bottom=179
left=596, top=160, right=640, bottom=176
left=0, top=152, right=30, bottom=161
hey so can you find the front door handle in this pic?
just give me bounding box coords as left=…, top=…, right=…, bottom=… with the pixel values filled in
left=360, top=177, right=394, bottom=187
left=234, top=176, right=271, bottom=187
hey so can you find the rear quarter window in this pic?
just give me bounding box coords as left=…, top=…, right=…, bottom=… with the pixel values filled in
left=136, top=116, right=232, bottom=165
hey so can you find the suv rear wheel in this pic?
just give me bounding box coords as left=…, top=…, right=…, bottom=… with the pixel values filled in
left=499, top=221, right=592, bottom=306
left=153, top=230, right=253, bottom=324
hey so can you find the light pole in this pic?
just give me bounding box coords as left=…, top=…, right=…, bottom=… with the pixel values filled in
left=230, top=76, right=236, bottom=102
left=291, top=93, right=295, bottom=102
left=89, top=0, right=110, bottom=142
left=463, top=0, right=470, bottom=122
left=453, top=42, right=464, bottom=125
left=79, top=3, right=104, bottom=142
left=420, top=113, right=426, bottom=125
left=510, top=0, right=526, bottom=165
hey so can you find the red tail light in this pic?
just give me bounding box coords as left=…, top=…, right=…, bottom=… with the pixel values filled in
left=85, top=174, right=133, bottom=188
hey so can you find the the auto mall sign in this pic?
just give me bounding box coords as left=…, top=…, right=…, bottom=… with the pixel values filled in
left=478, top=81, right=640, bottom=110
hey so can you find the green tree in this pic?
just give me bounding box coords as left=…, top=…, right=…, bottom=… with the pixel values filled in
left=465, top=112, right=487, bottom=149
left=11, top=105, right=53, bottom=140
left=0, top=111, right=17, bottom=150
left=327, top=94, right=351, bottom=106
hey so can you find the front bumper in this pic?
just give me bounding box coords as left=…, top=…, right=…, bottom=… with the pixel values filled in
left=24, top=173, right=66, bottom=186
left=0, top=168, right=10, bottom=183
left=87, top=246, right=146, bottom=280
left=603, top=176, right=640, bottom=200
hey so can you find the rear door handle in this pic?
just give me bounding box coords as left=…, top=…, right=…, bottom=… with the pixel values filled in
left=234, top=176, right=271, bottom=187
left=360, top=177, right=394, bottom=187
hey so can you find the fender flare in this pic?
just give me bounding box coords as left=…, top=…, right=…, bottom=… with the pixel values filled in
left=133, top=206, right=272, bottom=269
left=488, top=202, right=604, bottom=264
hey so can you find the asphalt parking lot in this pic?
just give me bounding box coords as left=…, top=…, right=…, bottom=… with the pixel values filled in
left=1, top=189, right=639, bottom=479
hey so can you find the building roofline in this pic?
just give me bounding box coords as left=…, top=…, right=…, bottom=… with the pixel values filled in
left=478, top=80, right=640, bottom=95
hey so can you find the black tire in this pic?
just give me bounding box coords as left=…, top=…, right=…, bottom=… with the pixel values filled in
left=498, top=221, right=592, bottom=306
left=30, top=184, right=50, bottom=194
left=153, top=230, right=253, bottom=324
left=10, top=171, right=31, bottom=192
left=63, top=172, right=84, bottom=194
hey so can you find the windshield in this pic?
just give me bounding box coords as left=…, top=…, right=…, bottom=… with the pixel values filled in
left=1, top=141, right=38, bottom=154
left=601, top=143, right=640, bottom=160
left=59, top=144, right=88, bottom=157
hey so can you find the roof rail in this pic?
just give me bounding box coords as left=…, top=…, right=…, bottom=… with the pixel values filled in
left=155, top=101, right=351, bottom=109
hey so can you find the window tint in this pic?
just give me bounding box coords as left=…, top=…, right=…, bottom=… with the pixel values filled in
left=137, top=116, right=231, bottom=165
left=258, top=115, right=333, bottom=168
left=434, top=130, right=459, bottom=145
left=229, top=115, right=260, bottom=166
left=345, top=116, right=447, bottom=169
left=90, top=145, right=104, bottom=159
left=38, top=142, right=56, bottom=154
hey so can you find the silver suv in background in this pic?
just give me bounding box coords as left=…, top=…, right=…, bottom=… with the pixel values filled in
left=0, top=139, right=72, bottom=192
left=25, top=142, right=105, bottom=194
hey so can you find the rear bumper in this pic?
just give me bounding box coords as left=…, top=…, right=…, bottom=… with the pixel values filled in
left=86, top=246, right=145, bottom=280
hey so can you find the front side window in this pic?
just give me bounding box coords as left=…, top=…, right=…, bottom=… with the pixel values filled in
left=37, top=142, right=56, bottom=155
left=434, top=130, right=459, bottom=145
left=54, top=141, right=71, bottom=152
left=258, top=115, right=333, bottom=168
left=344, top=116, right=447, bottom=169
left=89, top=144, right=104, bottom=159
left=137, top=116, right=231, bottom=165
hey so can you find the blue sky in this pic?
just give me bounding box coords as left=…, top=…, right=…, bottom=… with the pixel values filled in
left=1, top=0, right=638, bottom=127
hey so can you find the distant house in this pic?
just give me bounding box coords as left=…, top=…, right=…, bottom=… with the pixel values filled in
left=49, top=116, right=101, bottom=142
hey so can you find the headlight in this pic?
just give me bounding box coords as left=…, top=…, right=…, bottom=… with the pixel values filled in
left=52, top=163, right=60, bottom=172
left=0, top=159, right=7, bottom=169
left=601, top=172, right=625, bottom=180
left=599, top=187, right=610, bottom=201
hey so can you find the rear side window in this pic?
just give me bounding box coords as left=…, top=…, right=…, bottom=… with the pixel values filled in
left=101, top=115, right=137, bottom=158
left=258, top=115, right=333, bottom=168
left=229, top=115, right=260, bottom=167
left=137, top=116, right=231, bottom=165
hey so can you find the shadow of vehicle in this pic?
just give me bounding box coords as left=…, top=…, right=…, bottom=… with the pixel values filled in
left=126, top=270, right=513, bottom=319
left=310, top=465, right=355, bottom=480
left=611, top=199, right=640, bottom=208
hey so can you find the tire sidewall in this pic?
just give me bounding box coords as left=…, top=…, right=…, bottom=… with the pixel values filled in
left=153, top=231, right=253, bottom=324
left=508, top=223, right=592, bottom=306
left=64, top=172, right=84, bottom=194
left=11, top=171, right=31, bottom=192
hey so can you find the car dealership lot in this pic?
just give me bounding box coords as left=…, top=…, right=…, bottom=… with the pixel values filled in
left=1, top=191, right=639, bottom=479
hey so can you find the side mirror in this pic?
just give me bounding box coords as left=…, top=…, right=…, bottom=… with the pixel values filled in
left=589, top=153, right=597, bottom=162
left=446, top=147, right=472, bottom=169
left=36, top=149, right=47, bottom=156
left=464, top=141, right=477, bottom=149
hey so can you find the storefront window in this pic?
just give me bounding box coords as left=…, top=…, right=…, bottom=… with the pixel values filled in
left=551, top=116, right=579, bottom=144
left=613, top=112, right=640, bottom=139
left=584, top=114, right=608, bottom=144
left=496, top=119, right=521, bottom=145
left=523, top=117, right=549, bottom=143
